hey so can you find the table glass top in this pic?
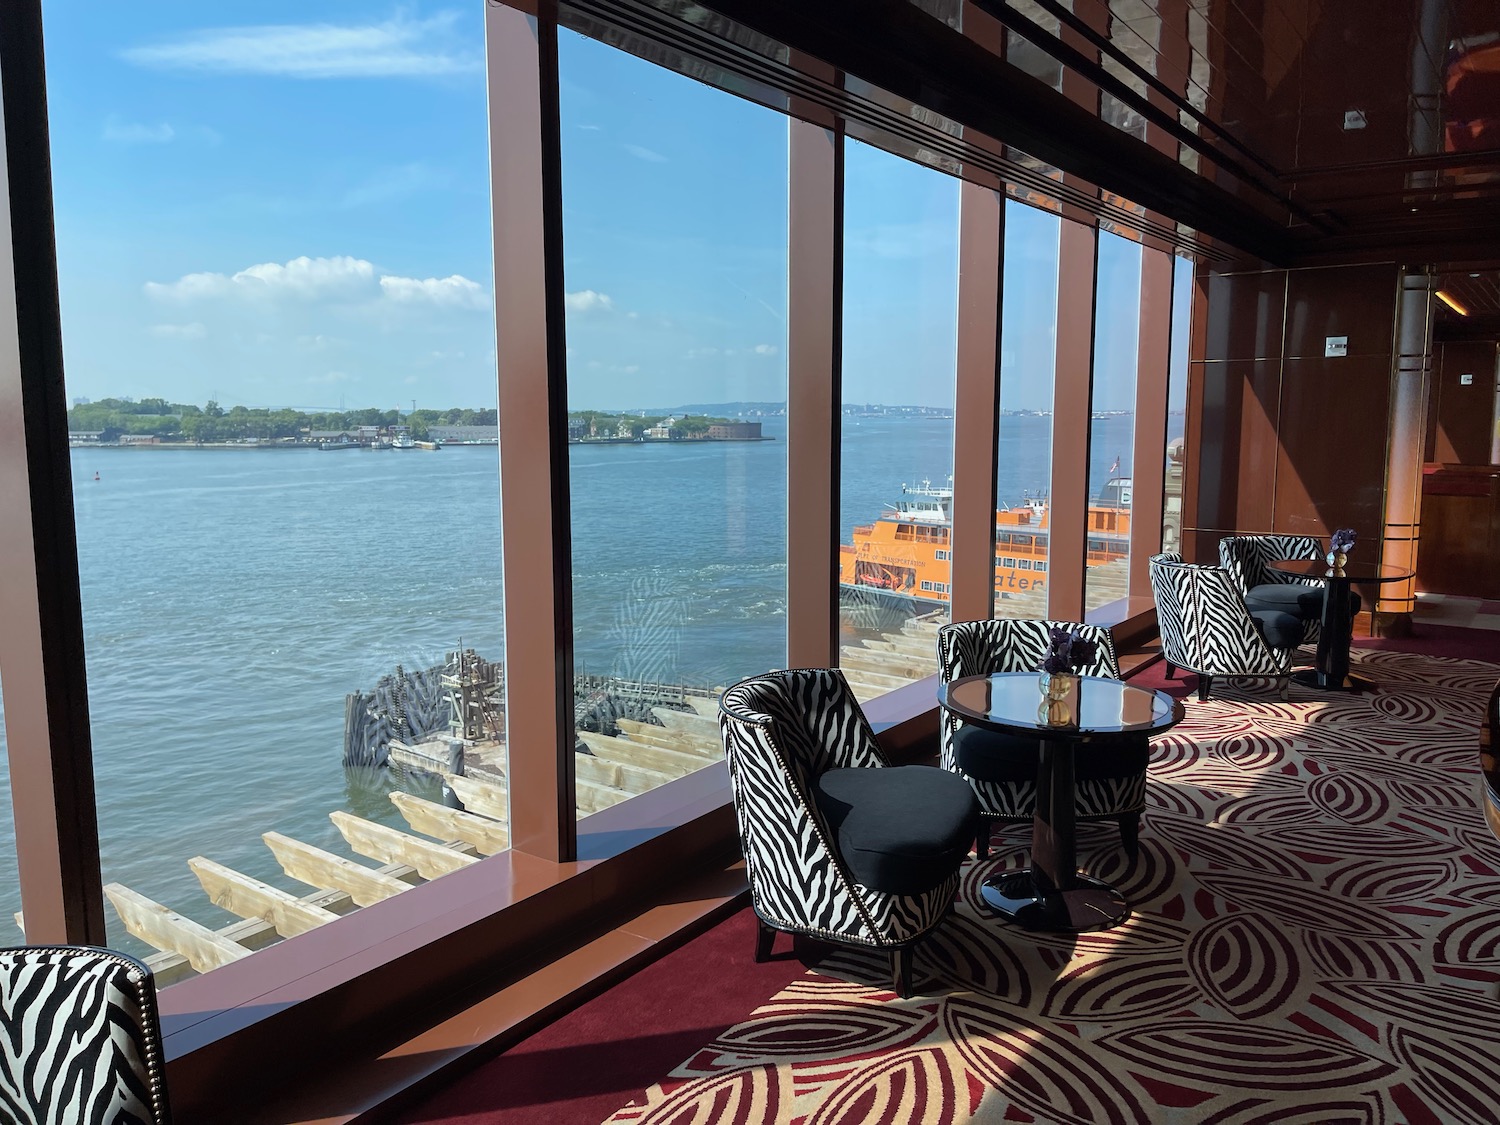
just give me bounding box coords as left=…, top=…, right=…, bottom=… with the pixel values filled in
left=940, top=672, right=1180, bottom=737
left=1268, top=558, right=1415, bottom=582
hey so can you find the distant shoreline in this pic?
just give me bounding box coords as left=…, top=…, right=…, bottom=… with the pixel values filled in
left=70, top=436, right=777, bottom=451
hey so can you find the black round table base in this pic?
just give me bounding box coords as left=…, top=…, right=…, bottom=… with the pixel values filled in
left=980, top=871, right=1130, bottom=932
left=1292, top=668, right=1375, bottom=694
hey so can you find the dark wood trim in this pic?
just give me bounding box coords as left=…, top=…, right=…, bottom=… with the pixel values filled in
left=787, top=118, right=841, bottom=667
left=488, top=1, right=575, bottom=862
left=686, top=0, right=1293, bottom=263
left=0, top=0, right=105, bottom=945
left=952, top=181, right=1004, bottom=623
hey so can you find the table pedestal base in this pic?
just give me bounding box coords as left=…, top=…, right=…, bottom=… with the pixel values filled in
left=1292, top=668, right=1374, bottom=694
left=980, top=870, right=1130, bottom=932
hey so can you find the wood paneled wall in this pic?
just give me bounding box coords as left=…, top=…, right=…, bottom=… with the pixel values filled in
left=1184, top=262, right=1400, bottom=563
left=1426, top=340, right=1500, bottom=466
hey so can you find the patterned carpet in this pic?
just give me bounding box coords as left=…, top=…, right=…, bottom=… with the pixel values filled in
left=601, top=648, right=1500, bottom=1124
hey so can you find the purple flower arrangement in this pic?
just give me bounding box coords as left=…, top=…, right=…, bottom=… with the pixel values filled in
left=1042, top=627, right=1098, bottom=675
left=1330, top=528, right=1356, bottom=554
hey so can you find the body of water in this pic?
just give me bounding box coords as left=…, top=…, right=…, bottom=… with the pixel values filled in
left=0, top=413, right=1137, bottom=954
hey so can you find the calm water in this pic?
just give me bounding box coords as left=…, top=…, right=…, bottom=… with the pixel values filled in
left=0, top=414, right=1135, bottom=954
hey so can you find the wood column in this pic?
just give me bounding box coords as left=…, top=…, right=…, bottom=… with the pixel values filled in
left=1378, top=269, right=1435, bottom=632
left=787, top=117, right=841, bottom=667
left=1047, top=220, right=1098, bottom=621
left=0, top=0, right=106, bottom=944
left=951, top=181, right=1004, bottom=624
left=487, top=1, right=575, bottom=862
left=1128, top=248, right=1174, bottom=599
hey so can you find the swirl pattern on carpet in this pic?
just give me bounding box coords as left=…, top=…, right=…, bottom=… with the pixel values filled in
left=603, top=648, right=1500, bottom=1124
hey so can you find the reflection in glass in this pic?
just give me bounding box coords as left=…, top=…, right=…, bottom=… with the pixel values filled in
left=1163, top=256, right=1193, bottom=556
left=47, top=3, right=503, bottom=985
left=560, top=31, right=789, bottom=817
left=0, top=676, right=15, bottom=938
left=1085, top=231, right=1143, bottom=611
left=838, top=139, right=959, bottom=694
left=995, top=200, right=1061, bottom=620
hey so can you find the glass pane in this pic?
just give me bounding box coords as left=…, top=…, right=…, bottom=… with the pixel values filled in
left=1085, top=231, right=1143, bottom=611
left=1163, top=256, right=1193, bottom=556
left=0, top=675, right=17, bottom=939
left=995, top=200, right=1061, bottom=619
left=558, top=31, right=788, bottom=817
left=838, top=139, right=959, bottom=696
left=47, top=2, right=504, bottom=985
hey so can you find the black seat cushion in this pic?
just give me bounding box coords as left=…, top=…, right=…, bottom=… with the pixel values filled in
left=952, top=723, right=1149, bottom=785
left=813, top=766, right=979, bottom=896
left=1246, top=581, right=1361, bottom=619
left=1249, top=607, right=1305, bottom=650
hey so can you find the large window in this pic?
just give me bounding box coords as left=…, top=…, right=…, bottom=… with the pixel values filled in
left=1085, top=231, right=1143, bottom=610
left=1163, top=255, right=1193, bottom=556
left=838, top=140, right=960, bottom=692
left=995, top=199, right=1061, bottom=619
left=558, top=31, right=788, bottom=814
left=46, top=2, right=504, bottom=984
left=0, top=680, right=14, bottom=936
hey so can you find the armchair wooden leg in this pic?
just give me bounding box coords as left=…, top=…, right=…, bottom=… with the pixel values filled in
left=1164, top=661, right=1176, bottom=680
left=975, top=818, right=991, bottom=861
left=754, top=921, right=776, bottom=963
left=1197, top=674, right=1213, bottom=702
left=1117, top=812, right=1141, bottom=861
left=891, top=945, right=914, bottom=999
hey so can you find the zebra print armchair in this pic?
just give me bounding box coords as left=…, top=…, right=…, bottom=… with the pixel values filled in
left=0, top=945, right=171, bottom=1125
left=1218, top=533, right=1329, bottom=645
left=719, top=669, right=978, bottom=998
left=936, top=618, right=1148, bottom=860
left=1150, top=552, right=1298, bottom=702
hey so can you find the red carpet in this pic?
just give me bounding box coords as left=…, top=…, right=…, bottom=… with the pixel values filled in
left=391, top=908, right=822, bottom=1125
left=398, top=626, right=1500, bottom=1124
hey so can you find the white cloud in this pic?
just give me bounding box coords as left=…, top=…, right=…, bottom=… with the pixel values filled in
left=565, top=289, right=615, bottom=316
left=380, top=274, right=488, bottom=310
left=753, top=343, right=779, bottom=356
left=103, top=118, right=175, bottom=144
left=577, top=124, right=602, bottom=132
left=120, top=13, right=479, bottom=80
left=145, top=255, right=488, bottom=311
left=149, top=322, right=206, bottom=339
left=686, top=347, right=720, bottom=360
left=622, top=143, right=667, bottom=163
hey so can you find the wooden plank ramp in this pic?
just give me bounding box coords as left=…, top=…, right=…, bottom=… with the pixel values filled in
left=329, top=812, right=478, bottom=880
left=264, top=831, right=413, bottom=907
left=104, top=884, right=252, bottom=974
left=188, top=857, right=340, bottom=938
left=390, top=792, right=509, bottom=855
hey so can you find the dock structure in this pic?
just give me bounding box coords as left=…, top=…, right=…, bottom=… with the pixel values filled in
left=96, top=573, right=1139, bottom=984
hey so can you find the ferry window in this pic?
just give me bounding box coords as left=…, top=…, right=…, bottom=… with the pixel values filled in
left=1036, top=561, right=1048, bottom=573
left=1086, top=230, right=1143, bottom=611
left=1002, top=556, right=1016, bottom=567
left=1018, top=559, right=1033, bottom=570
left=994, top=200, right=1059, bottom=620
left=50, top=2, right=506, bottom=984
left=561, top=33, right=788, bottom=819
left=840, top=138, right=959, bottom=684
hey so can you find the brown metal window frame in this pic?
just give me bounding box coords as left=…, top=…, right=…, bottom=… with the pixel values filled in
left=0, top=0, right=1183, bottom=1113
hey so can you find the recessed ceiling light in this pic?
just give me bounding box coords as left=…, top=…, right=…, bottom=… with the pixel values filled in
left=1436, top=290, right=1470, bottom=316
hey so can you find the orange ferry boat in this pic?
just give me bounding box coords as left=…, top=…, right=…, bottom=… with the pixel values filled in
left=838, top=477, right=1131, bottom=607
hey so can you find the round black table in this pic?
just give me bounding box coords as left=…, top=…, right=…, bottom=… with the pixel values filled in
left=937, top=672, right=1183, bottom=933
left=1268, top=558, right=1415, bottom=692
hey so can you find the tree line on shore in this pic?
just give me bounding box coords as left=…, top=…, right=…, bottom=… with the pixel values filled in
left=67, top=398, right=734, bottom=444
left=67, top=398, right=497, bottom=443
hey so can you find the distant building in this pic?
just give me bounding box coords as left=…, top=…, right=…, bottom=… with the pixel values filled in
left=708, top=421, right=762, bottom=440
left=645, top=415, right=677, bottom=439
left=429, top=425, right=499, bottom=445
left=119, top=434, right=159, bottom=445
left=567, top=418, right=588, bottom=440
left=616, top=419, right=634, bottom=438
left=68, top=430, right=103, bottom=444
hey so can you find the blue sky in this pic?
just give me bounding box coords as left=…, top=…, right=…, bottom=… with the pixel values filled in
left=42, top=3, right=1148, bottom=414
